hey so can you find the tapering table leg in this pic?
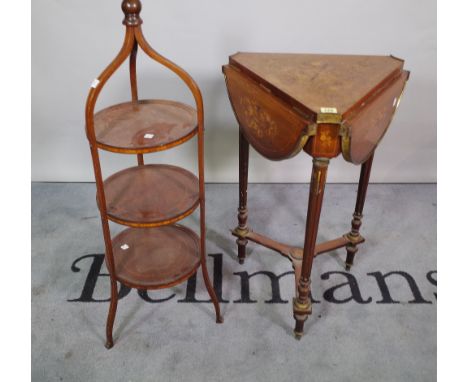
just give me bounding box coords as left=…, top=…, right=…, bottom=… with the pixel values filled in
left=345, top=153, right=374, bottom=270
left=235, top=128, right=250, bottom=264
left=293, top=158, right=329, bottom=338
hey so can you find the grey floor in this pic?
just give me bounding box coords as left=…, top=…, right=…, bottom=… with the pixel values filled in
left=32, top=183, right=436, bottom=382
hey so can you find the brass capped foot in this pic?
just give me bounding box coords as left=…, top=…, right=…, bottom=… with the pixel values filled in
left=293, top=330, right=303, bottom=340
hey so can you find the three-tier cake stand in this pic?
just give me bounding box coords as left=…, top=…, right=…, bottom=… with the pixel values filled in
left=85, top=0, right=222, bottom=349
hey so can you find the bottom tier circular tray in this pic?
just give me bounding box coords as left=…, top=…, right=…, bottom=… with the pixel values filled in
left=112, top=225, right=200, bottom=289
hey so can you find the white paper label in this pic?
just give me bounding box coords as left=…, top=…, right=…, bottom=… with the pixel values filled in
left=144, top=133, right=155, bottom=139
left=91, top=78, right=100, bottom=88
left=120, top=244, right=129, bottom=250
left=320, top=107, right=338, bottom=113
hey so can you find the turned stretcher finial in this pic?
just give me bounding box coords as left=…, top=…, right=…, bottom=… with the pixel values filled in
left=121, top=0, right=143, bottom=26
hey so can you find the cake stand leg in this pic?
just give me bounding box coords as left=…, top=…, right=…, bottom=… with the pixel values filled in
left=89, top=145, right=120, bottom=349
left=345, top=153, right=374, bottom=271
left=235, top=128, right=250, bottom=264
left=129, top=38, right=144, bottom=168
left=201, top=257, right=223, bottom=323
left=293, top=158, right=329, bottom=339
left=105, top=278, right=118, bottom=349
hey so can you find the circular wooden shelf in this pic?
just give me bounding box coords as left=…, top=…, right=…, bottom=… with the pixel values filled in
left=102, top=164, right=199, bottom=227
left=94, top=100, right=198, bottom=154
left=112, top=225, right=200, bottom=289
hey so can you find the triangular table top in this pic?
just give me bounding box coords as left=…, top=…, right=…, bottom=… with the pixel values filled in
left=229, top=52, right=404, bottom=117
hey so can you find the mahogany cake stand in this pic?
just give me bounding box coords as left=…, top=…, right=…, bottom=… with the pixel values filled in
left=223, top=52, right=409, bottom=338
left=85, top=0, right=222, bottom=349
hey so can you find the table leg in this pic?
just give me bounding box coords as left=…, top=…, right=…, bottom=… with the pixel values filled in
left=345, top=153, right=374, bottom=270
left=293, top=158, right=329, bottom=338
left=235, top=128, right=250, bottom=264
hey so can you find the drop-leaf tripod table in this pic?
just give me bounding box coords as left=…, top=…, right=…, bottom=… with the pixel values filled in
left=85, top=0, right=222, bottom=349
left=223, top=53, right=409, bottom=338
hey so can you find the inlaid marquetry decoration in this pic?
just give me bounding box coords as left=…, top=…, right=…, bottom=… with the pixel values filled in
left=224, top=52, right=409, bottom=338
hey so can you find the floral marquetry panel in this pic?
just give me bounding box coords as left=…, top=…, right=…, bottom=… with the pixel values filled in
left=223, top=65, right=311, bottom=160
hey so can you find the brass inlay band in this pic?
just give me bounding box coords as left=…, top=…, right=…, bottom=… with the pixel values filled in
left=293, top=297, right=312, bottom=312
left=314, top=170, right=322, bottom=195
left=344, top=232, right=365, bottom=244
left=313, top=157, right=330, bottom=166
left=232, top=227, right=250, bottom=238
left=306, top=124, right=317, bottom=137
left=316, top=111, right=343, bottom=124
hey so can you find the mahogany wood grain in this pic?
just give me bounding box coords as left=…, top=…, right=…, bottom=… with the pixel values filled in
left=101, top=164, right=199, bottom=228
left=94, top=100, right=197, bottom=154
left=85, top=1, right=223, bottom=348
left=130, top=40, right=139, bottom=102
left=225, top=52, right=409, bottom=164
left=112, top=225, right=201, bottom=289
left=232, top=229, right=365, bottom=260
left=230, top=52, right=403, bottom=117
left=129, top=39, right=144, bottom=165
left=224, top=51, right=408, bottom=339
left=344, top=72, right=409, bottom=164
left=223, top=65, right=311, bottom=160
left=85, top=23, right=135, bottom=351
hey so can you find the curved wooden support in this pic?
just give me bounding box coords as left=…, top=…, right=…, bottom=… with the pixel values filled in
left=133, top=31, right=218, bottom=320
left=85, top=27, right=135, bottom=284
left=86, top=2, right=222, bottom=347
left=85, top=27, right=135, bottom=349
left=130, top=40, right=139, bottom=102
left=134, top=28, right=204, bottom=124
left=105, top=279, right=118, bottom=349
left=132, top=16, right=222, bottom=320
left=201, top=258, right=223, bottom=323
left=129, top=39, right=144, bottom=165
left=85, top=28, right=135, bottom=142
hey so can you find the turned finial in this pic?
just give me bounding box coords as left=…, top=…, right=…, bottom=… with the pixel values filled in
left=122, top=0, right=143, bottom=26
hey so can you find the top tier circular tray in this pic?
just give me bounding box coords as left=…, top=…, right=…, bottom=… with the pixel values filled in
left=94, top=99, right=197, bottom=153
left=101, top=164, right=199, bottom=227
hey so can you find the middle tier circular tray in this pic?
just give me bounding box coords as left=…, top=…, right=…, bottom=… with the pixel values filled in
left=94, top=99, right=198, bottom=153
left=102, top=164, right=199, bottom=227
left=112, top=225, right=201, bottom=289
